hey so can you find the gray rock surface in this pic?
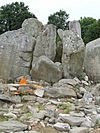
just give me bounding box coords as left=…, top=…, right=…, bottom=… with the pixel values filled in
left=22, top=18, right=43, bottom=37
left=0, top=120, right=27, bottom=132
left=31, top=56, right=62, bottom=83
left=32, top=24, right=56, bottom=63
left=45, top=85, right=76, bottom=98
left=69, top=20, right=81, bottom=37
left=53, top=78, right=78, bottom=87
left=0, top=28, right=35, bottom=80
left=61, top=30, right=85, bottom=78
left=84, top=38, right=100, bottom=82
left=70, top=127, right=89, bottom=133
left=0, top=94, right=21, bottom=103
left=54, top=122, right=70, bottom=131
left=60, top=115, right=85, bottom=126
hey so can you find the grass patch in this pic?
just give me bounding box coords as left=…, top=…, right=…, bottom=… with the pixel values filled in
left=57, top=102, right=72, bottom=114
left=0, top=115, right=9, bottom=121
left=37, top=104, right=45, bottom=111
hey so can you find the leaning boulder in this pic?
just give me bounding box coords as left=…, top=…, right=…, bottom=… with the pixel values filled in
left=59, top=30, right=85, bottom=78
left=0, top=29, right=35, bottom=80
left=31, top=56, right=62, bottom=83
left=84, top=38, right=100, bottom=82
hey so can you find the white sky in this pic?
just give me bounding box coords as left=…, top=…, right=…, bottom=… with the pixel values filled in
left=0, top=0, right=100, bottom=24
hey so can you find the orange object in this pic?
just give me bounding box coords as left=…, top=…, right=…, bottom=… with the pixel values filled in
left=13, top=92, right=20, bottom=95
left=19, top=77, right=27, bottom=85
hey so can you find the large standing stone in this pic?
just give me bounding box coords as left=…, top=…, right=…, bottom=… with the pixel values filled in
left=84, top=38, right=100, bottom=82
left=22, top=18, right=43, bottom=37
left=32, top=24, right=56, bottom=63
left=31, top=56, right=62, bottom=83
left=60, top=30, right=85, bottom=78
left=69, top=20, right=81, bottom=37
left=0, top=29, right=35, bottom=80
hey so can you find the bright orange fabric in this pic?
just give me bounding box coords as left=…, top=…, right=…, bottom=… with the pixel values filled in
left=19, top=78, right=27, bottom=85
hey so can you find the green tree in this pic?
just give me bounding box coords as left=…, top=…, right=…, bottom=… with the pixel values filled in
left=84, top=20, right=100, bottom=43
left=80, top=17, right=97, bottom=44
left=48, top=10, right=69, bottom=30
left=0, top=2, right=37, bottom=34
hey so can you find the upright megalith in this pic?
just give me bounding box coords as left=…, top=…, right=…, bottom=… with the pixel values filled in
left=69, top=20, right=81, bottom=38
left=58, top=30, right=85, bottom=78
left=22, top=18, right=43, bottom=37
left=32, top=24, right=56, bottom=63
left=84, top=38, right=100, bottom=82
left=0, top=28, right=35, bottom=80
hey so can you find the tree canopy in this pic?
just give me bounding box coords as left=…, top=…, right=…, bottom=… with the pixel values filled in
left=48, top=10, right=69, bottom=30
left=0, top=2, right=37, bottom=34
left=80, top=17, right=100, bottom=44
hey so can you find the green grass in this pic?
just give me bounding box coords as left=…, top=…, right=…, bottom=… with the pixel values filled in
left=37, top=103, right=45, bottom=111
left=57, top=102, right=72, bottom=114
left=0, top=115, right=9, bottom=121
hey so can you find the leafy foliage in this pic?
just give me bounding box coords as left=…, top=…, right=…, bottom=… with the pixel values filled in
left=48, top=10, right=69, bottom=30
left=80, top=17, right=100, bottom=44
left=0, top=2, right=37, bottom=34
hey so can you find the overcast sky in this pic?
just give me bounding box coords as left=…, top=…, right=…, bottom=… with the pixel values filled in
left=0, top=0, right=100, bottom=24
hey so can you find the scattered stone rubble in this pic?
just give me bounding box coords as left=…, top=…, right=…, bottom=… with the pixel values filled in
left=0, top=75, right=99, bottom=133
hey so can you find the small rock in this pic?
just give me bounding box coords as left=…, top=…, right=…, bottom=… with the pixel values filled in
left=81, top=116, right=94, bottom=128
left=49, top=99, right=61, bottom=105
left=34, top=89, right=44, bottom=97
left=11, top=96, right=21, bottom=103
left=90, top=128, right=100, bottom=133
left=79, top=87, right=87, bottom=94
left=59, top=114, right=85, bottom=126
left=4, top=112, right=17, bottom=119
left=9, top=86, right=17, bottom=91
left=36, top=97, right=47, bottom=104
left=77, top=92, right=83, bottom=99
left=95, top=96, right=100, bottom=106
left=83, top=92, right=93, bottom=104
left=36, top=110, right=46, bottom=120
left=74, top=77, right=81, bottom=84
left=48, top=117, right=56, bottom=124
left=84, top=75, right=89, bottom=82
left=40, top=121, right=45, bottom=127
left=25, top=131, right=39, bottom=133
left=45, top=109, right=58, bottom=118
left=22, top=95, right=36, bottom=102
left=82, top=80, right=89, bottom=86
left=54, top=122, right=70, bottom=131
left=70, top=127, right=89, bottom=133
left=70, top=111, right=85, bottom=117
left=15, top=104, right=24, bottom=108
left=54, top=78, right=78, bottom=87
left=84, top=108, right=97, bottom=115
left=96, top=107, right=100, bottom=114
